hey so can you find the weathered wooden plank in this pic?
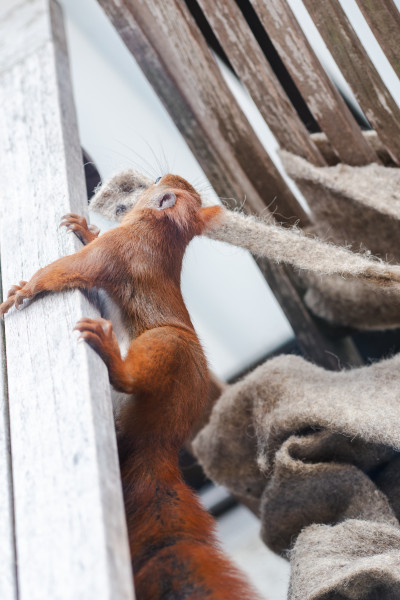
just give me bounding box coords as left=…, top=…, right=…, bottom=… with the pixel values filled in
left=355, top=0, right=400, bottom=79
left=97, top=0, right=305, bottom=224
left=0, top=285, right=17, bottom=600
left=97, top=0, right=362, bottom=369
left=311, top=130, right=395, bottom=166
left=303, top=0, right=400, bottom=166
left=0, top=1, right=134, bottom=599
left=0, top=0, right=52, bottom=73
left=249, top=0, right=377, bottom=166
left=196, top=0, right=326, bottom=166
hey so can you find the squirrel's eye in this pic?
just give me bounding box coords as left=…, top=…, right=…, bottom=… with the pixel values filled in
left=155, top=177, right=162, bottom=184
left=116, top=204, right=127, bottom=215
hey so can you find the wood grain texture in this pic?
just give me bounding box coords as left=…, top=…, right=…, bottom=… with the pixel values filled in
left=0, top=0, right=52, bottom=73
left=0, top=292, right=17, bottom=600
left=303, top=0, right=400, bottom=166
left=249, top=0, right=377, bottom=166
left=355, top=0, right=400, bottom=79
left=96, top=0, right=362, bottom=369
left=196, top=0, right=325, bottom=166
left=0, top=1, right=134, bottom=599
left=312, top=130, right=395, bottom=166
left=97, top=0, right=305, bottom=224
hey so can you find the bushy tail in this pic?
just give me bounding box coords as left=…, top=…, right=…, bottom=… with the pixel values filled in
left=120, top=452, right=262, bottom=600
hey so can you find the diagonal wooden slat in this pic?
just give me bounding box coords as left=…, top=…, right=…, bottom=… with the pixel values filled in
left=0, top=1, right=134, bottom=598
left=96, top=0, right=362, bottom=370
left=249, top=0, right=377, bottom=166
left=355, top=0, right=400, bottom=80
left=303, top=0, right=400, bottom=166
left=196, top=0, right=326, bottom=166
left=311, top=130, right=396, bottom=166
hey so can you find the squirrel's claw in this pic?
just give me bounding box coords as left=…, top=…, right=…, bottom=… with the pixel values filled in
left=0, top=282, right=31, bottom=318
left=59, top=214, right=100, bottom=245
left=74, top=317, right=119, bottom=364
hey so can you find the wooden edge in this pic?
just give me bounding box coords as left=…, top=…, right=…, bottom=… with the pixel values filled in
left=0, top=274, right=17, bottom=600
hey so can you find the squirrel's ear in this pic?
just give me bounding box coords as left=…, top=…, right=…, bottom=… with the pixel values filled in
left=199, top=206, right=223, bottom=232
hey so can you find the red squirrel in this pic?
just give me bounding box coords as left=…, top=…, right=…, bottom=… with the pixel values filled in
left=0, top=175, right=261, bottom=600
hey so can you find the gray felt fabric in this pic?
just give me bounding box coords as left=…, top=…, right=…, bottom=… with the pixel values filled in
left=280, top=151, right=400, bottom=261
left=302, top=273, right=400, bottom=330
left=280, top=151, right=400, bottom=329
left=192, top=354, right=400, bottom=599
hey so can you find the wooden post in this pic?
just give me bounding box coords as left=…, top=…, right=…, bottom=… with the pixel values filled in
left=96, top=0, right=362, bottom=370
left=0, top=1, right=134, bottom=598
left=249, top=0, right=377, bottom=166
left=303, top=0, right=400, bottom=166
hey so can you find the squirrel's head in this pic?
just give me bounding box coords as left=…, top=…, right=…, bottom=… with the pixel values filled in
left=126, top=174, right=202, bottom=233
left=90, top=171, right=220, bottom=241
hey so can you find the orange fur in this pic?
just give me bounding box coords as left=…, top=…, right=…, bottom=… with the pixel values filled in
left=1, top=175, right=259, bottom=599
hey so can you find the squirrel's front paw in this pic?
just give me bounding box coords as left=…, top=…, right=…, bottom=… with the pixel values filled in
left=59, top=213, right=100, bottom=245
left=0, top=281, right=30, bottom=318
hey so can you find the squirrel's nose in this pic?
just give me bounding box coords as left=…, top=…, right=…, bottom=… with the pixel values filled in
left=157, top=192, right=176, bottom=209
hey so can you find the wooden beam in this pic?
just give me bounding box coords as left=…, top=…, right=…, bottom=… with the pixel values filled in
left=355, top=0, right=400, bottom=80
left=96, top=0, right=362, bottom=370
left=303, top=0, right=400, bottom=166
left=249, top=0, right=377, bottom=166
left=196, top=0, right=326, bottom=166
left=0, top=1, right=134, bottom=598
